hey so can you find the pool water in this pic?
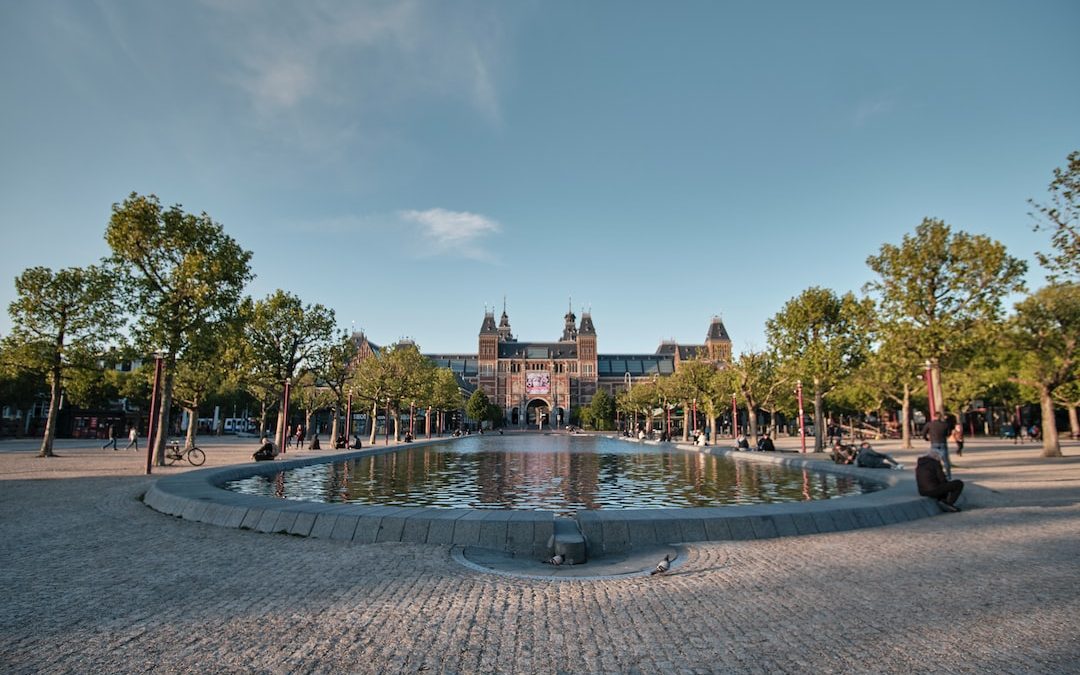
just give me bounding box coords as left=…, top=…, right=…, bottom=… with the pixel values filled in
left=224, top=434, right=879, bottom=517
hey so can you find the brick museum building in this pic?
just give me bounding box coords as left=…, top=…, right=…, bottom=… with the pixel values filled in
left=384, top=307, right=733, bottom=429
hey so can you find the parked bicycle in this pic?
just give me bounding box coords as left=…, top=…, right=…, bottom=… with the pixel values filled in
left=165, top=439, right=206, bottom=466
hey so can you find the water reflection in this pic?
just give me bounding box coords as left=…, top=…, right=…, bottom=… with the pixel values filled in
left=225, top=435, right=878, bottom=518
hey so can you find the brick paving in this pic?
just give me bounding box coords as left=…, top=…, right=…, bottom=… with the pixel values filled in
left=1, top=435, right=1078, bottom=673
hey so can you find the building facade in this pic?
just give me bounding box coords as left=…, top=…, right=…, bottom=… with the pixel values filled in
left=424, top=308, right=732, bottom=428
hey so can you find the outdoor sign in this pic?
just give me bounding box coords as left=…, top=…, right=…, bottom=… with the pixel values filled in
left=526, top=372, right=550, bottom=395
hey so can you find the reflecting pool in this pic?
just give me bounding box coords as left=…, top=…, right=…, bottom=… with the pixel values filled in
left=224, top=434, right=880, bottom=517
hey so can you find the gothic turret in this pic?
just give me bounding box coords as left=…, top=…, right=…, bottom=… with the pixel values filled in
left=578, top=312, right=596, bottom=336
left=705, top=316, right=732, bottom=364
left=561, top=308, right=578, bottom=342
left=498, top=308, right=515, bottom=342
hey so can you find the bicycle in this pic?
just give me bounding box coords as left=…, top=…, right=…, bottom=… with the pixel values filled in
left=165, top=439, right=206, bottom=466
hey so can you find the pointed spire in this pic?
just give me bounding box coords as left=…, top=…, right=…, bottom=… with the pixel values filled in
left=579, top=311, right=596, bottom=336
left=480, top=308, right=497, bottom=335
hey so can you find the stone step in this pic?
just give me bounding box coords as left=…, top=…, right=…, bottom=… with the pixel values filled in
left=547, top=517, right=587, bottom=564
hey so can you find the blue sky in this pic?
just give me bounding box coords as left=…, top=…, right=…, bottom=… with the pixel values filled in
left=1, top=1, right=1077, bottom=355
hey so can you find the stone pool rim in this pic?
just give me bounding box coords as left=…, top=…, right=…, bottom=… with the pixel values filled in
left=143, top=435, right=945, bottom=558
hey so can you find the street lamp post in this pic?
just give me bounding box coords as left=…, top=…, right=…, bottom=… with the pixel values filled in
left=923, top=361, right=934, bottom=420
left=279, top=378, right=292, bottom=453
left=345, top=390, right=353, bottom=448
left=796, top=380, right=807, bottom=454
left=731, top=395, right=738, bottom=439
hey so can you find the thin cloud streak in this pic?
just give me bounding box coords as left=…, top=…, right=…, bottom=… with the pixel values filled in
left=400, top=208, right=503, bottom=262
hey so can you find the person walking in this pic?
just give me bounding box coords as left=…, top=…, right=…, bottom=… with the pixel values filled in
left=295, top=424, right=305, bottom=449
left=102, top=425, right=118, bottom=451
left=951, top=423, right=964, bottom=457
left=921, top=414, right=952, bottom=479
left=125, top=426, right=138, bottom=451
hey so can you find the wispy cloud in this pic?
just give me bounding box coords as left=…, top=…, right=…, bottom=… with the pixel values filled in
left=202, top=1, right=509, bottom=144
left=853, top=95, right=896, bottom=127
left=400, top=208, right=502, bottom=262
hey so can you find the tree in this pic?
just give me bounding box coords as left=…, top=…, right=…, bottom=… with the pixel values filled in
left=316, top=332, right=360, bottom=445
left=766, top=287, right=874, bottom=451
left=583, top=388, right=616, bottom=430
left=617, top=379, right=662, bottom=434
left=1052, top=380, right=1080, bottom=441
left=466, top=389, right=493, bottom=428
left=728, top=351, right=787, bottom=444
left=864, top=218, right=1027, bottom=421
left=352, top=342, right=434, bottom=442
left=1007, top=283, right=1080, bottom=457
left=4, top=265, right=122, bottom=456
left=107, top=193, right=252, bottom=464
left=841, top=332, right=924, bottom=447
left=1030, top=150, right=1080, bottom=283
left=0, top=342, right=46, bottom=437
left=669, top=359, right=718, bottom=440
left=428, top=368, right=464, bottom=435
left=172, top=321, right=236, bottom=449
left=239, top=291, right=337, bottom=446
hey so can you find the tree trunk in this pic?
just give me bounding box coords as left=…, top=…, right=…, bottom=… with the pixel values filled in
left=901, top=383, right=912, bottom=449
left=369, top=401, right=379, bottom=445
left=393, top=407, right=401, bottom=441
left=426, top=407, right=432, bottom=438
left=39, top=367, right=62, bottom=457
left=681, top=402, right=689, bottom=441
left=812, top=378, right=825, bottom=452
left=184, top=405, right=198, bottom=449
left=154, top=369, right=175, bottom=466
left=1039, top=385, right=1061, bottom=457
left=258, top=399, right=270, bottom=438
left=329, top=404, right=340, bottom=448
left=1068, top=403, right=1079, bottom=441
left=745, top=398, right=759, bottom=445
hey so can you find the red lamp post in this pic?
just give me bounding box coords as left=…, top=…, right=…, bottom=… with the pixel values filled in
left=279, top=378, right=291, bottom=453
left=796, top=380, right=806, bottom=454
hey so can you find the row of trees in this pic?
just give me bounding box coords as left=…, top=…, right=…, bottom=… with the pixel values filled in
left=0, top=193, right=464, bottom=462
left=2, top=152, right=1076, bottom=459
left=611, top=153, right=1078, bottom=458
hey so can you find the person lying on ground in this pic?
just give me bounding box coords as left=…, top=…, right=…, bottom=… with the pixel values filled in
left=854, top=442, right=903, bottom=469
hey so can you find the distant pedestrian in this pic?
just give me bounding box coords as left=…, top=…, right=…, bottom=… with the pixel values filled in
left=125, top=427, right=138, bottom=451
left=102, top=425, right=118, bottom=451
left=1011, top=420, right=1022, bottom=444
left=921, top=414, right=952, bottom=479
left=951, top=424, right=964, bottom=457
left=295, top=424, right=305, bottom=448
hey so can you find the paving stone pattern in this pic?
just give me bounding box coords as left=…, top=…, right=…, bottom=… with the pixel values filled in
left=2, top=473, right=1078, bottom=673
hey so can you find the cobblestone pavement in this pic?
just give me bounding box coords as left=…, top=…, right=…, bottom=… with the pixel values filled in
left=1, top=435, right=1078, bottom=673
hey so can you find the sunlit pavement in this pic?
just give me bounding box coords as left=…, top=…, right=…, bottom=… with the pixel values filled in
left=1, top=433, right=1077, bottom=673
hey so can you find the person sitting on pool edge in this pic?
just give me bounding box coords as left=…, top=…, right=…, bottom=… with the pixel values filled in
left=253, top=437, right=278, bottom=462
left=854, top=441, right=903, bottom=469
left=756, top=432, right=775, bottom=451
left=831, top=442, right=857, bottom=464
left=916, top=448, right=964, bottom=512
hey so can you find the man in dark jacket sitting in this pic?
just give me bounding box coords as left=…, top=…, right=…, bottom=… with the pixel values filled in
left=916, top=449, right=964, bottom=512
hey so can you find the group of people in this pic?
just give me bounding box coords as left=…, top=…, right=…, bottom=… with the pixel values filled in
left=823, top=413, right=964, bottom=512
left=732, top=432, right=776, bottom=452
left=102, top=425, right=140, bottom=451
left=831, top=440, right=904, bottom=469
